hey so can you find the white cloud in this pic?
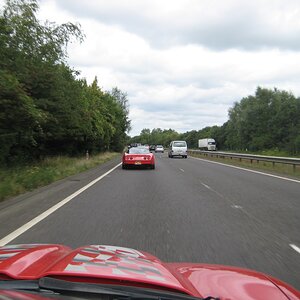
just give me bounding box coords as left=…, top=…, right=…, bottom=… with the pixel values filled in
left=55, top=0, right=300, bottom=50
left=2, top=0, right=300, bottom=135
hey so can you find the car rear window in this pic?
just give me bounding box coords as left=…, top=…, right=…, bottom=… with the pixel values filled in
left=129, top=148, right=150, bottom=154
left=173, top=142, right=186, bottom=147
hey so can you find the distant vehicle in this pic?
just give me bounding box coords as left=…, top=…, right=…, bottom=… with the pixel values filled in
left=129, top=143, right=142, bottom=148
left=155, top=145, right=164, bottom=153
left=130, top=143, right=138, bottom=148
left=168, top=140, right=188, bottom=158
left=149, top=144, right=156, bottom=151
left=198, top=138, right=216, bottom=151
left=144, top=144, right=150, bottom=150
left=122, top=146, right=155, bottom=169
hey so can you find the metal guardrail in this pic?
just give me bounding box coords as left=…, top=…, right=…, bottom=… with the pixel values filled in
left=188, top=150, right=300, bottom=172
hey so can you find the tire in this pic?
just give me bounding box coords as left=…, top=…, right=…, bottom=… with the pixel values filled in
left=122, top=164, right=126, bottom=169
left=152, top=164, right=155, bottom=169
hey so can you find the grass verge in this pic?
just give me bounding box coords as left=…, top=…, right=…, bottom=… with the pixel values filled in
left=0, top=152, right=120, bottom=202
left=190, top=152, right=300, bottom=180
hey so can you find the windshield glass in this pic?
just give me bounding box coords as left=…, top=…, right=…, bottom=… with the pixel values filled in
left=0, top=278, right=205, bottom=300
left=1, top=0, right=299, bottom=295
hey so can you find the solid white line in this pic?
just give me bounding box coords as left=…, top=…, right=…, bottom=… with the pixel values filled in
left=290, top=244, right=300, bottom=254
left=0, top=163, right=121, bottom=247
left=191, top=156, right=300, bottom=184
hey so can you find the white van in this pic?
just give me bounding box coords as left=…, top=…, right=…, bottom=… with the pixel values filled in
left=168, top=141, right=188, bottom=158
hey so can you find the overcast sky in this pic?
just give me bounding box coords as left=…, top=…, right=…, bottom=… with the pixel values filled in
left=2, top=0, right=300, bottom=136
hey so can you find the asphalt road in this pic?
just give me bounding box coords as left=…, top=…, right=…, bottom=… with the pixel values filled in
left=0, top=153, right=299, bottom=288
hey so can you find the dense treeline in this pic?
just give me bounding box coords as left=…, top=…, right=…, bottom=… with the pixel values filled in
left=131, top=87, right=300, bottom=155
left=0, top=0, right=130, bottom=165
left=131, top=128, right=181, bottom=147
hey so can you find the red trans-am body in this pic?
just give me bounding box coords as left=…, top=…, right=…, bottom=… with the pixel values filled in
left=122, top=146, right=155, bottom=169
left=0, top=244, right=299, bottom=300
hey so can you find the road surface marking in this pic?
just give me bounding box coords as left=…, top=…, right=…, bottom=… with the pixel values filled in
left=201, top=182, right=211, bottom=190
left=290, top=244, right=300, bottom=254
left=231, top=205, right=243, bottom=209
left=0, top=163, right=121, bottom=246
left=197, top=167, right=297, bottom=248
left=191, top=157, right=300, bottom=184
left=179, top=168, right=185, bottom=172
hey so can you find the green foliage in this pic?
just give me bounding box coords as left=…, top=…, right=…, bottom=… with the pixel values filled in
left=130, top=128, right=180, bottom=147
left=2, top=0, right=83, bottom=64
left=0, top=0, right=130, bottom=165
left=108, top=87, right=131, bottom=151
left=0, top=70, right=43, bottom=134
left=225, top=87, right=300, bottom=153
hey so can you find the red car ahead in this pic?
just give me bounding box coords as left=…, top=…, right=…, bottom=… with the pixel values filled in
left=122, top=146, right=155, bottom=169
left=0, top=244, right=299, bottom=300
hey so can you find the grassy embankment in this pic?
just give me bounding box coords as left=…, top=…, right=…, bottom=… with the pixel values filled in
left=0, top=152, right=120, bottom=202
left=189, top=150, right=300, bottom=179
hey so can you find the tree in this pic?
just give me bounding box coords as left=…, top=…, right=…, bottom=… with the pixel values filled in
left=109, top=87, right=131, bottom=151
left=224, top=87, right=300, bottom=153
left=0, top=0, right=131, bottom=163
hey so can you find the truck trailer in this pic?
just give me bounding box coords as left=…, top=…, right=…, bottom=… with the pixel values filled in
left=198, top=138, right=216, bottom=151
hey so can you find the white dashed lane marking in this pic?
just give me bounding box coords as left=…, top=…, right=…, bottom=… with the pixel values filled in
left=200, top=182, right=212, bottom=190
left=179, top=168, right=185, bottom=172
left=231, top=205, right=243, bottom=209
left=198, top=172, right=299, bottom=259
left=290, top=244, right=300, bottom=254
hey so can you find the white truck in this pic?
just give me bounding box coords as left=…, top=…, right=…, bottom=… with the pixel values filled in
left=198, top=138, right=216, bottom=151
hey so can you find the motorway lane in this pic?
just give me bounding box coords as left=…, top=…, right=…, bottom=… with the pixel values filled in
left=169, top=155, right=300, bottom=246
left=0, top=157, right=122, bottom=239
left=2, top=152, right=300, bottom=288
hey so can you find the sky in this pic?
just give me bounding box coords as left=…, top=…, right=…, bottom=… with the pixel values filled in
left=2, top=0, right=300, bottom=136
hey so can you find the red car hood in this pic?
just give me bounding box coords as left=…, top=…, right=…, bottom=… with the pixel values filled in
left=0, top=244, right=299, bottom=300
